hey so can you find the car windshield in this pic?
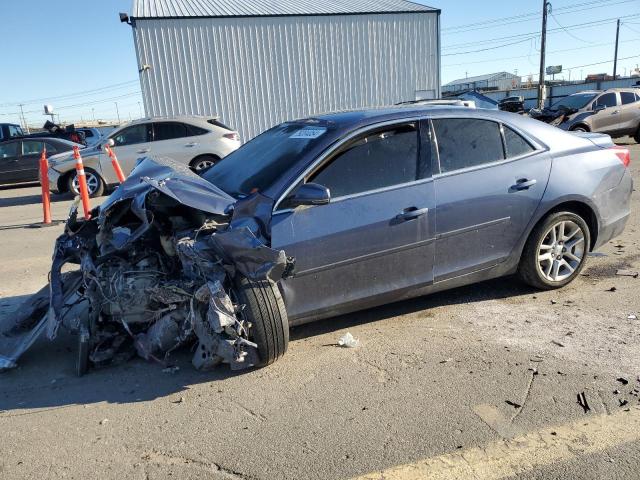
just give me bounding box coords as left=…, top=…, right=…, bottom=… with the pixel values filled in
left=203, top=122, right=332, bottom=197
left=551, top=93, right=598, bottom=111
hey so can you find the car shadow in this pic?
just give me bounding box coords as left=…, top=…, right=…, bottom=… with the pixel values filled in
left=0, top=275, right=535, bottom=413
left=290, top=275, right=536, bottom=340
left=0, top=193, right=74, bottom=208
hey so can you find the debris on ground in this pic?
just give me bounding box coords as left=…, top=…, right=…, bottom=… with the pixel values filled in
left=617, top=377, right=629, bottom=385
left=505, top=400, right=522, bottom=408
left=607, top=286, right=617, bottom=292
left=0, top=157, right=294, bottom=375
left=162, top=366, right=180, bottom=374
left=628, top=314, right=637, bottom=320
left=616, top=269, right=639, bottom=278
left=337, top=332, right=360, bottom=348
left=551, top=340, right=565, bottom=347
left=577, top=392, right=590, bottom=413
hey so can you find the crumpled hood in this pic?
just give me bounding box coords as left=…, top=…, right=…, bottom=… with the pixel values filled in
left=98, top=156, right=235, bottom=217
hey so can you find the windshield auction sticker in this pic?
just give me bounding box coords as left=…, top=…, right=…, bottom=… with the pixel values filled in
left=290, top=127, right=327, bottom=139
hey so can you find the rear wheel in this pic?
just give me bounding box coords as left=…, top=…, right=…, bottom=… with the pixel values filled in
left=67, top=169, right=105, bottom=198
left=233, top=277, right=288, bottom=366
left=518, top=212, right=590, bottom=290
left=190, top=155, right=219, bottom=173
left=634, top=126, right=640, bottom=144
left=570, top=125, right=588, bottom=133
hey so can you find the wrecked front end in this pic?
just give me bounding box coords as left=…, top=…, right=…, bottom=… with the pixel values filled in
left=1, top=157, right=294, bottom=374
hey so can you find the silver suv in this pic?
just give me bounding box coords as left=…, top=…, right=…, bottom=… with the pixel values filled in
left=553, top=88, right=640, bottom=142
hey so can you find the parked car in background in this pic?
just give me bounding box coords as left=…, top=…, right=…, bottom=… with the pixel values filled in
left=498, top=96, right=525, bottom=113
left=0, top=123, right=26, bottom=142
left=75, top=127, right=104, bottom=146
left=18, top=121, right=87, bottom=145
left=47, top=115, right=240, bottom=197
left=530, top=89, right=640, bottom=142
left=0, top=137, right=84, bottom=186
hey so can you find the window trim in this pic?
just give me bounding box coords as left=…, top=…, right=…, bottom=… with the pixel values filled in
left=429, top=116, right=545, bottom=179
left=273, top=117, right=425, bottom=214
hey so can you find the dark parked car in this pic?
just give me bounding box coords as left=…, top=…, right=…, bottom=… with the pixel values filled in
left=0, top=137, right=83, bottom=186
left=499, top=96, right=525, bottom=113
left=0, top=123, right=25, bottom=142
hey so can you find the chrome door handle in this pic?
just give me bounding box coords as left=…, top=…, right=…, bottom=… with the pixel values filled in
left=185, top=142, right=199, bottom=147
left=512, top=178, right=537, bottom=190
left=396, top=207, right=429, bottom=221
left=137, top=148, right=150, bottom=153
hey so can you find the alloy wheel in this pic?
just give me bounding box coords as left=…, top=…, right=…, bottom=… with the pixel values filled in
left=536, top=219, right=585, bottom=282
left=193, top=159, right=215, bottom=172
left=72, top=172, right=100, bottom=196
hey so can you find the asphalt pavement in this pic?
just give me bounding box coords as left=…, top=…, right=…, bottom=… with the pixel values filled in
left=1, top=140, right=639, bottom=480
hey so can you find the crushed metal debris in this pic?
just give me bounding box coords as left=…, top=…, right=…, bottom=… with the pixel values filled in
left=0, top=157, right=294, bottom=374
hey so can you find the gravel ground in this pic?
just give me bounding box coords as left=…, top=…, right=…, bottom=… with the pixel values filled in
left=0, top=140, right=638, bottom=480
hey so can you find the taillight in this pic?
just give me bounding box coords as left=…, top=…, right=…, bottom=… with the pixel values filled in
left=611, top=146, right=630, bottom=168
left=223, top=132, right=240, bottom=142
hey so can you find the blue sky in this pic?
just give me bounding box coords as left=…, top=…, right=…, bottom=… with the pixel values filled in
left=0, top=0, right=638, bottom=126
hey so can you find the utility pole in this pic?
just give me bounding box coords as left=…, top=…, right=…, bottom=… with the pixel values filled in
left=114, top=101, right=121, bottom=124
left=537, top=0, right=550, bottom=109
left=18, top=104, right=30, bottom=134
left=613, top=19, right=620, bottom=78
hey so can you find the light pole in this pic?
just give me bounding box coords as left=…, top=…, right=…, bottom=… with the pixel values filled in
left=114, top=102, right=121, bottom=124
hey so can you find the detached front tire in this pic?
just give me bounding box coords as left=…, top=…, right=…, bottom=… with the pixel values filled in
left=234, top=277, right=289, bottom=366
left=518, top=211, right=590, bottom=290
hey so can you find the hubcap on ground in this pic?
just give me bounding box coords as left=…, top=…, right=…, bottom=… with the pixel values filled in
left=537, top=219, right=585, bottom=282
left=72, top=173, right=99, bottom=195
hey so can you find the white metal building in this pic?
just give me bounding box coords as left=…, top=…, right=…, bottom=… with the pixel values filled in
left=128, top=0, right=441, bottom=141
left=442, top=72, right=521, bottom=95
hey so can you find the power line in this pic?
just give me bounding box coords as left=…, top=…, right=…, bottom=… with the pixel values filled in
left=442, top=0, right=635, bottom=33
left=0, top=80, right=139, bottom=107
left=0, top=91, right=142, bottom=116
left=549, top=10, right=593, bottom=44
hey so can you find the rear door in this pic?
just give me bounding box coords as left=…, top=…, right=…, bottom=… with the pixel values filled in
left=151, top=122, right=197, bottom=165
left=431, top=117, right=551, bottom=281
left=18, top=140, right=45, bottom=182
left=590, top=92, right=621, bottom=134
left=110, top=123, right=153, bottom=175
left=618, top=91, right=640, bottom=135
left=271, top=121, right=436, bottom=321
left=0, top=140, right=22, bottom=184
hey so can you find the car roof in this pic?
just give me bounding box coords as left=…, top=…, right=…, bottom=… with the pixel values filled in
left=125, top=115, right=220, bottom=125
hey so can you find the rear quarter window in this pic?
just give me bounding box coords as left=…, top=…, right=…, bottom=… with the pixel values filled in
left=621, top=92, right=639, bottom=105
left=503, top=126, right=535, bottom=158
left=432, top=118, right=504, bottom=173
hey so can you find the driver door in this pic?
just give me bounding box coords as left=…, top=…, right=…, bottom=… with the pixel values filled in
left=270, top=121, right=436, bottom=323
left=110, top=123, right=153, bottom=175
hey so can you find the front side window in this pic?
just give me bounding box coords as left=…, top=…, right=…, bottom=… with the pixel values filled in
left=0, top=141, right=19, bottom=158
left=621, top=92, right=639, bottom=105
left=433, top=119, right=504, bottom=173
left=22, top=140, right=44, bottom=155
left=594, top=93, right=617, bottom=109
left=111, top=124, right=149, bottom=146
left=153, top=122, right=189, bottom=141
left=504, top=126, right=535, bottom=158
left=309, top=124, right=419, bottom=198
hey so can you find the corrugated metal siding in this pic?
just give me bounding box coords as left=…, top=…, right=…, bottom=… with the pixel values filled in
left=132, top=0, right=436, bottom=18
left=134, top=13, right=439, bottom=140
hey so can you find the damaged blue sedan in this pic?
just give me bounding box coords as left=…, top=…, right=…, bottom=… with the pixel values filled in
left=0, top=106, right=633, bottom=374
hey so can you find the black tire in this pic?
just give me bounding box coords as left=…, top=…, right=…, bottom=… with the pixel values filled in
left=570, top=125, right=588, bottom=133
left=190, top=155, right=219, bottom=174
left=67, top=168, right=105, bottom=198
left=518, top=211, right=591, bottom=290
left=634, top=126, right=640, bottom=144
left=234, top=277, right=289, bottom=366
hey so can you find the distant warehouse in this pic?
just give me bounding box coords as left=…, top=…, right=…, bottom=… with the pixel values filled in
left=127, top=0, right=441, bottom=140
left=442, top=72, right=521, bottom=95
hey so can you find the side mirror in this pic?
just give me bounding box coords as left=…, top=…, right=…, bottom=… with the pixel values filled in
left=593, top=104, right=606, bottom=113
left=281, top=183, right=330, bottom=209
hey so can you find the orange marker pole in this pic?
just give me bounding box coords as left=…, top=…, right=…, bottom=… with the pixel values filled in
left=39, top=148, right=52, bottom=224
left=105, top=144, right=126, bottom=183
left=72, top=146, right=92, bottom=220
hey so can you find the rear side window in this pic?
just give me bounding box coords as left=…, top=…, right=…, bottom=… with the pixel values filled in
left=43, top=141, right=58, bottom=155
left=208, top=119, right=232, bottom=131
left=432, top=119, right=504, bottom=173
left=22, top=140, right=44, bottom=155
left=594, top=93, right=617, bottom=109
left=153, top=122, right=189, bottom=141
left=310, top=123, right=418, bottom=198
left=503, top=126, right=534, bottom=158
left=187, top=125, right=210, bottom=136
left=621, top=92, right=639, bottom=105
